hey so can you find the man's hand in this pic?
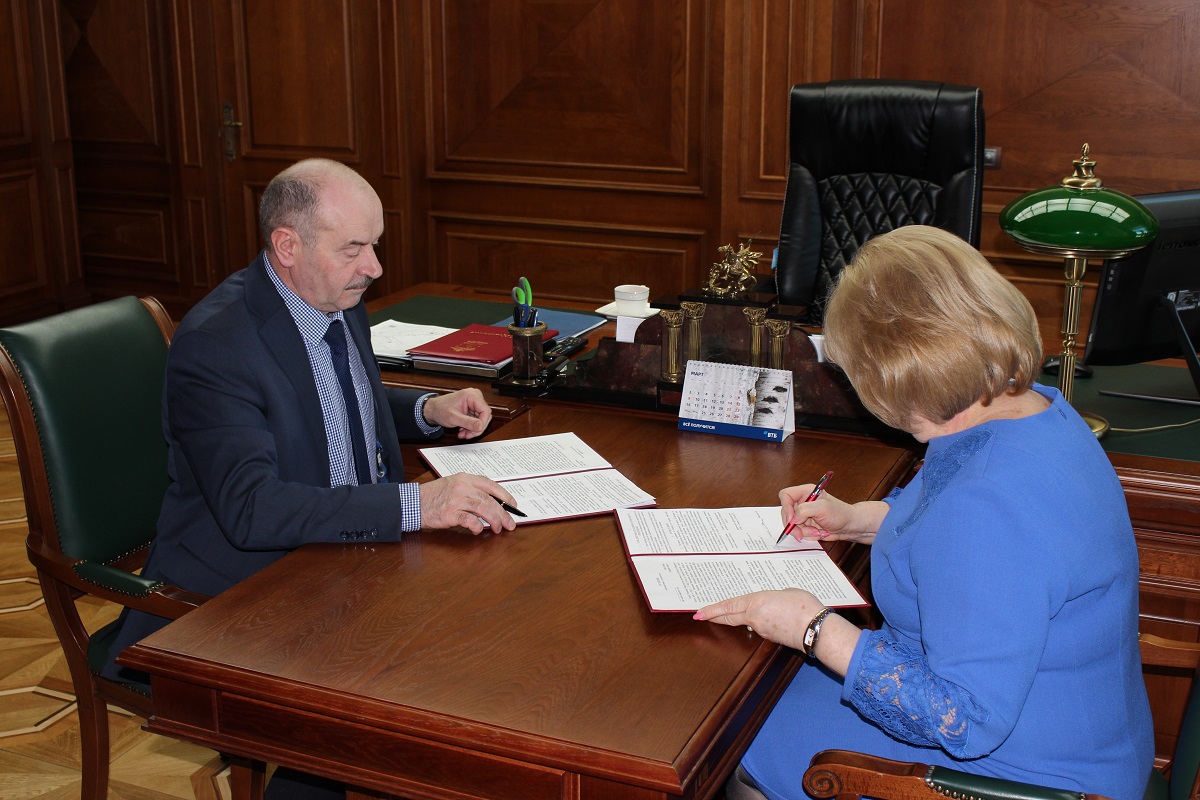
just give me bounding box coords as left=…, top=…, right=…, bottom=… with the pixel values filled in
left=419, top=472, right=517, bottom=534
left=422, top=388, right=492, bottom=439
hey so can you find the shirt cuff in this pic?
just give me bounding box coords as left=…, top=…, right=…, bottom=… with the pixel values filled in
left=399, top=482, right=422, bottom=532
left=414, top=392, right=443, bottom=436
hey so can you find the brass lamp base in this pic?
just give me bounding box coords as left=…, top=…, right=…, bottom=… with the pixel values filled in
left=1081, top=411, right=1110, bottom=439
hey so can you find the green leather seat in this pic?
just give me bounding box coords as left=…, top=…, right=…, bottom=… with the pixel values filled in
left=0, top=296, right=207, bottom=800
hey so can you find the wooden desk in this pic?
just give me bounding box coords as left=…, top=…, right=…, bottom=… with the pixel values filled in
left=122, top=404, right=915, bottom=800
left=271, top=282, right=1200, bottom=767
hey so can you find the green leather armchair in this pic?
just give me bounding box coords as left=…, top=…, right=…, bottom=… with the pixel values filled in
left=802, top=633, right=1200, bottom=800
left=0, top=296, right=208, bottom=800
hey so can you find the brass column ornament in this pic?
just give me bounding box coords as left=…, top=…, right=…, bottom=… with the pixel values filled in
left=659, top=308, right=684, bottom=382
left=744, top=307, right=767, bottom=367
left=766, top=319, right=791, bottom=370
left=681, top=301, right=706, bottom=364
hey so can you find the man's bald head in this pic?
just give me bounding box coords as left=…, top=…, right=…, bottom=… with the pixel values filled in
left=259, top=159, right=375, bottom=255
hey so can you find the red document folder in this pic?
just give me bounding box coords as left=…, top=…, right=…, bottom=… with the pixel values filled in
left=405, top=323, right=556, bottom=364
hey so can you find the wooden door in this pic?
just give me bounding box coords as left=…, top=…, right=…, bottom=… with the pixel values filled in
left=208, top=0, right=419, bottom=299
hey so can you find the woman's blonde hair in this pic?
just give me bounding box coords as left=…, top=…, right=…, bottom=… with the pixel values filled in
left=823, top=225, right=1042, bottom=431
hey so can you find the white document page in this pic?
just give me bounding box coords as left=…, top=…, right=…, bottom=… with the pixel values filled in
left=420, top=432, right=612, bottom=482
left=370, top=320, right=457, bottom=359
left=616, top=506, right=820, bottom=555
left=614, top=505, right=866, bottom=612
left=410, top=353, right=513, bottom=369
left=502, top=469, right=655, bottom=523
left=631, top=551, right=866, bottom=612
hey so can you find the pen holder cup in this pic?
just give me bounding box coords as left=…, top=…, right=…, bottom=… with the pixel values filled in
left=507, top=321, right=547, bottom=385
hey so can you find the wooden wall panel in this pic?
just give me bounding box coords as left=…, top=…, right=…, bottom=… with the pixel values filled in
left=63, top=0, right=160, bottom=145
left=872, top=0, right=1200, bottom=349
left=432, top=215, right=702, bottom=304
left=0, top=1, right=29, bottom=143
left=0, top=0, right=83, bottom=325
left=374, top=0, right=424, bottom=294
left=720, top=0, right=842, bottom=250
left=167, top=0, right=225, bottom=300
left=59, top=0, right=181, bottom=300
left=871, top=1, right=1200, bottom=193
left=0, top=171, right=46, bottom=292
left=423, top=0, right=723, bottom=303
left=0, top=0, right=43, bottom=299
left=429, top=0, right=707, bottom=191
left=76, top=205, right=168, bottom=273
left=239, top=0, right=356, bottom=158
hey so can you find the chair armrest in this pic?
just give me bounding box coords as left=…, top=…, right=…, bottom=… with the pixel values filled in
left=26, top=533, right=207, bottom=619
left=804, top=750, right=1109, bottom=800
left=1140, top=632, right=1200, bottom=670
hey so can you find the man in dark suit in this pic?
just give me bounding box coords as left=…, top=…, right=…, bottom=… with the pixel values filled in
left=103, top=158, right=517, bottom=796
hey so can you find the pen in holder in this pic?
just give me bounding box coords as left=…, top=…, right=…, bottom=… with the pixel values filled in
left=507, top=321, right=547, bottom=385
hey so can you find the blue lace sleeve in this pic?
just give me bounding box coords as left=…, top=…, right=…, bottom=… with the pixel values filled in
left=845, top=629, right=989, bottom=757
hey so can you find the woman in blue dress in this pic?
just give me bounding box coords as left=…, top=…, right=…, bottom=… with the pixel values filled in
left=695, top=225, right=1152, bottom=800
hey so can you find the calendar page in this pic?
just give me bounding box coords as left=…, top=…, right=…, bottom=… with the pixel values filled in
left=677, top=361, right=795, bottom=442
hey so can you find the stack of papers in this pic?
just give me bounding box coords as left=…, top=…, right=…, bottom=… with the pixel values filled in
left=370, top=320, right=457, bottom=367
left=419, top=432, right=655, bottom=523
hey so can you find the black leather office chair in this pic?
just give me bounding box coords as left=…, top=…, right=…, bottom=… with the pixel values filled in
left=771, top=79, right=985, bottom=320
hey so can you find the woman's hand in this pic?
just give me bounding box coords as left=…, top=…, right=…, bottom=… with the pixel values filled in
left=695, top=588, right=862, bottom=676
left=694, top=588, right=823, bottom=651
left=779, top=489, right=888, bottom=545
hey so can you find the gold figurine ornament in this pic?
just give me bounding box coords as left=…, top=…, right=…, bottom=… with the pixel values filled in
left=705, top=242, right=762, bottom=298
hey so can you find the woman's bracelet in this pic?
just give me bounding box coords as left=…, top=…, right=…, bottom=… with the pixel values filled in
left=801, top=607, right=832, bottom=658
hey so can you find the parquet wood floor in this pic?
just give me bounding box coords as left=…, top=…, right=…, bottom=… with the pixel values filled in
left=0, top=407, right=230, bottom=799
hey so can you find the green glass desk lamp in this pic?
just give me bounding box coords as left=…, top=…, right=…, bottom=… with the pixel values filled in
left=999, top=144, right=1159, bottom=437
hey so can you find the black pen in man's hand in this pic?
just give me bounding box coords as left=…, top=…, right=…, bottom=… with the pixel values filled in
left=493, top=495, right=527, bottom=517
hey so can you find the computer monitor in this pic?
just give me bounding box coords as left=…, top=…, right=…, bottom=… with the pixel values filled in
left=1083, top=189, right=1200, bottom=406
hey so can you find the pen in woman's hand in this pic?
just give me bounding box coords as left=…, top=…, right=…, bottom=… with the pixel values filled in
left=776, top=471, right=834, bottom=544
left=492, top=495, right=527, bottom=517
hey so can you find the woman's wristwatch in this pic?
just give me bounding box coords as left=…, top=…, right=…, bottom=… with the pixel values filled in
left=800, top=607, right=832, bottom=658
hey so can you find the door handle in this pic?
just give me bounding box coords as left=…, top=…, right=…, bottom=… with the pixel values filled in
left=222, top=102, right=243, bottom=162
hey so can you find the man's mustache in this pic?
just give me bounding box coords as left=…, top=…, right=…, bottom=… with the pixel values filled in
left=347, top=277, right=375, bottom=291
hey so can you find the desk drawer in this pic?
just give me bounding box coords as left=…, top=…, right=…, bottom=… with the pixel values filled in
left=219, top=694, right=566, bottom=800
